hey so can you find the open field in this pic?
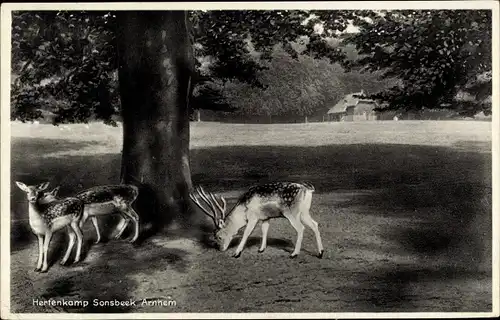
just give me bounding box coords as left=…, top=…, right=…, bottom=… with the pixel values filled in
left=8, top=120, right=493, bottom=313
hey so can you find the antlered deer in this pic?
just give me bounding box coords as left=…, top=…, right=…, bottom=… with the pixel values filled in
left=190, top=182, right=324, bottom=258
left=15, top=181, right=85, bottom=272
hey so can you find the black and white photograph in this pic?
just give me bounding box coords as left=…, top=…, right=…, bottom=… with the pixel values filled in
left=1, top=1, right=498, bottom=318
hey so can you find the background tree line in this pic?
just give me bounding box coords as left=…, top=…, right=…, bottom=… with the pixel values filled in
left=11, top=10, right=492, bottom=125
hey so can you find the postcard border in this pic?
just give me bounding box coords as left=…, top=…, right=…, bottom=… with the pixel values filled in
left=1, top=1, right=499, bottom=319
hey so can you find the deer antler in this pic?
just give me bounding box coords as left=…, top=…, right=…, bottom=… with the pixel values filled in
left=209, top=192, right=227, bottom=220
left=189, top=186, right=225, bottom=228
left=200, top=187, right=228, bottom=222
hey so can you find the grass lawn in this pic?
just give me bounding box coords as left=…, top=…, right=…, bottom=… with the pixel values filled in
left=8, top=120, right=493, bottom=313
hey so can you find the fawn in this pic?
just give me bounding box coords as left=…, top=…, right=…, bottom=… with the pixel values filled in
left=15, top=181, right=85, bottom=273
left=189, top=182, right=324, bottom=258
left=39, top=184, right=140, bottom=243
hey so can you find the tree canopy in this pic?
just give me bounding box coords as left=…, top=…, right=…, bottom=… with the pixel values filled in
left=11, top=10, right=352, bottom=124
left=11, top=9, right=492, bottom=124
left=11, top=11, right=119, bottom=124
left=342, top=10, right=492, bottom=116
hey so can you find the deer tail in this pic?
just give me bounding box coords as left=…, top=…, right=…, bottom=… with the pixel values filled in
left=301, top=181, right=315, bottom=192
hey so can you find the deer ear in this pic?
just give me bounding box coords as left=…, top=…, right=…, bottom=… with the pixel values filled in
left=15, top=181, right=29, bottom=192
left=37, top=182, right=50, bottom=191
left=51, top=186, right=60, bottom=196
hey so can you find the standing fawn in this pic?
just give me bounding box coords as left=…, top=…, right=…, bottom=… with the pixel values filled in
left=40, top=184, right=140, bottom=243
left=189, top=182, right=324, bottom=258
left=15, top=181, right=85, bottom=273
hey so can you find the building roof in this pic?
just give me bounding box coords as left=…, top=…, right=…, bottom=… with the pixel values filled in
left=327, top=91, right=379, bottom=114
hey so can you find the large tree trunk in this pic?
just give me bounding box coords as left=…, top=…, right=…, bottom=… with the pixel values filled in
left=116, top=11, right=194, bottom=238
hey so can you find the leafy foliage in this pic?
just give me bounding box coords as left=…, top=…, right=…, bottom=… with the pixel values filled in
left=193, top=10, right=356, bottom=65
left=12, top=10, right=352, bottom=124
left=11, top=11, right=119, bottom=125
left=188, top=10, right=354, bottom=114
left=10, top=9, right=492, bottom=123
left=220, top=46, right=396, bottom=119
left=344, top=10, right=492, bottom=116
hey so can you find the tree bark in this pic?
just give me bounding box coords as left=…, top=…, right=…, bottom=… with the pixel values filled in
left=116, top=11, right=194, bottom=238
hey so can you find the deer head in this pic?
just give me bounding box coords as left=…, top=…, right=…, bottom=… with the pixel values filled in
left=189, top=186, right=236, bottom=251
left=38, top=186, right=61, bottom=204
left=15, top=181, right=50, bottom=203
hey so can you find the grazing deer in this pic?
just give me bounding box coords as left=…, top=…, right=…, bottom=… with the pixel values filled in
left=189, top=182, right=324, bottom=258
left=39, top=184, right=140, bottom=243
left=15, top=181, right=85, bottom=273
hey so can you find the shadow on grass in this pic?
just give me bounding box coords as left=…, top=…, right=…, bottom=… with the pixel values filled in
left=11, top=137, right=122, bottom=251
left=190, top=142, right=490, bottom=193
left=11, top=137, right=100, bottom=161
left=340, top=265, right=492, bottom=312
left=10, top=138, right=491, bottom=312
left=12, top=139, right=491, bottom=248
left=243, top=237, right=293, bottom=251
left=37, top=240, right=189, bottom=313
left=189, top=142, right=491, bottom=312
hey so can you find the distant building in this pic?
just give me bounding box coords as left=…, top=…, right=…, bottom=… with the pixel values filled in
left=326, top=91, right=382, bottom=122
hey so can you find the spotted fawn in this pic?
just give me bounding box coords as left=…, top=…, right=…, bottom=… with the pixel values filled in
left=15, top=181, right=85, bottom=272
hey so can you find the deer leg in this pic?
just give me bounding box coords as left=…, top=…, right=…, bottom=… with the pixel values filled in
left=122, top=206, right=140, bottom=243
left=40, top=231, right=53, bottom=273
left=113, top=214, right=130, bottom=239
left=284, top=212, right=305, bottom=258
left=300, top=212, right=324, bottom=258
left=233, top=218, right=259, bottom=258
left=61, top=227, right=76, bottom=265
left=258, top=220, right=270, bottom=253
left=79, top=210, right=89, bottom=229
left=35, top=235, right=44, bottom=272
left=90, top=217, right=101, bottom=244
left=70, top=221, right=84, bottom=263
